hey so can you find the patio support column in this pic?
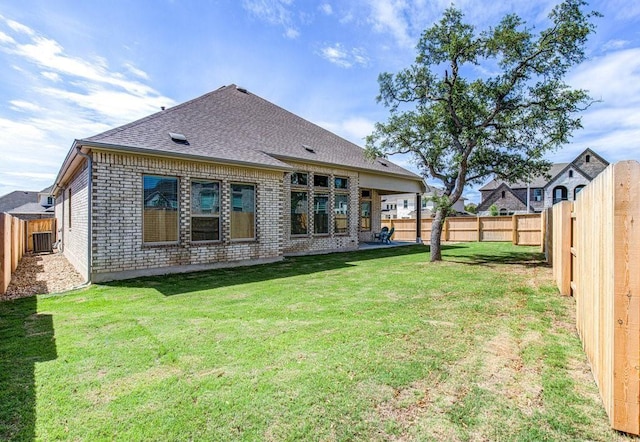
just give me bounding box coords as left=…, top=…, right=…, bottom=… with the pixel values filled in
left=415, top=193, right=422, bottom=244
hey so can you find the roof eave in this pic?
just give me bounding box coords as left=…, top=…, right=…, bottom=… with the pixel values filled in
left=268, top=153, right=424, bottom=185
left=80, top=140, right=295, bottom=172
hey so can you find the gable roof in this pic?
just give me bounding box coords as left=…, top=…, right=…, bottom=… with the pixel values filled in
left=479, top=163, right=568, bottom=191
left=8, top=202, right=53, bottom=215
left=79, top=85, right=419, bottom=180
left=0, top=190, right=39, bottom=213
left=476, top=182, right=533, bottom=212
left=543, top=162, right=592, bottom=189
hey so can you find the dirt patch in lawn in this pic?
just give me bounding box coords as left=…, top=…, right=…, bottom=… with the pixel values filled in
left=2, top=252, right=85, bottom=300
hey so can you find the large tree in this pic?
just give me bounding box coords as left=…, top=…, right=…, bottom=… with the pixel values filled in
left=365, top=0, right=599, bottom=261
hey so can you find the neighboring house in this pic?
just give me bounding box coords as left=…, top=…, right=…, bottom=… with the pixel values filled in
left=381, top=183, right=468, bottom=219
left=476, top=149, right=608, bottom=215
left=1, top=186, right=55, bottom=220
left=52, top=85, right=424, bottom=282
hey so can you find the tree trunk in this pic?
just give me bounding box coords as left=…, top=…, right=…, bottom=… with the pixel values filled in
left=430, top=207, right=446, bottom=262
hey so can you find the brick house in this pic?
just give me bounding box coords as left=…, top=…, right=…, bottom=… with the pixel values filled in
left=476, top=149, right=608, bottom=215
left=52, top=85, right=424, bottom=282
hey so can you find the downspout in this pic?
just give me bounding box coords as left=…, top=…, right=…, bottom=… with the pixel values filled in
left=54, top=184, right=64, bottom=252
left=76, top=148, right=93, bottom=283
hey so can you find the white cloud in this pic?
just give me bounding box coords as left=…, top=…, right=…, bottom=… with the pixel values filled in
left=569, top=48, right=640, bottom=105
left=0, top=15, right=175, bottom=196
left=9, top=100, right=43, bottom=112
left=601, top=39, right=629, bottom=52
left=124, top=63, right=149, bottom=80
left=317, top=117, right=375, bottom=144
left=5, top=18, right=35, bottom=36
left=566, top=47, right=640, bottom=164
left=366, top=0, right=413, bottom=48
left=320, top=3, right=333, bottom=15
left=41, top=71, right=61, bottom=82
left=242, top=0, right=300, bottom=39
left=319, top=43, right=369, bottom=68
left=5, top=171, right=56, bottom=180
left=0, top=30, right=15, bottom=44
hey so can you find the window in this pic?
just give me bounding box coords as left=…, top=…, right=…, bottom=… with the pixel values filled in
left=191, top=180, right=220, bottom=241
left=143, top=175, right=178, bottom=243
left=568, top=170, right=574, bottom=178
left=46, top=196, right=54, bottom=206
left=334, top=177, right=348, bottom=190
left=360, top=189, right=372, bottom=231
left=313, top=174, right=329, bottom=188
left=501, top=191, right=506, bottom=198
left=499, top=208, right=508, bottom=216
left=403, top=199, right=408, bottom=209
left=67, top=188, right=72, bottom=228
left=533, top=188, right=543, bottom=202
left=291, top=191, right=308, bottom=235
left=586, top=154, right=591, bottom=163
left=574, top=185, right=586, bottom=199
left=231, top=184, right=255, bottom=240
left=334, top=194, right=349, bottom=234
left=314, top=194, right=329, bottom=234
left=552, top=186, right=568, bottom=204
left=291, top=172, right=308, bottom=186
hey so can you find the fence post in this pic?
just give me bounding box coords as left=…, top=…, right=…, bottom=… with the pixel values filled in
left=512, top=215, right=518, bottom=245
left=477, top=216, right=481, bottom=242
left=443, top=218, right=449, bottom=241
left=611, top=162, right=640, bottom=433
left=0, top=214, right=9, bottom=295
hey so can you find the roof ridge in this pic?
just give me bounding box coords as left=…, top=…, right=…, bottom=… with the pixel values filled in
left=83, top=84, right=237, bottom=142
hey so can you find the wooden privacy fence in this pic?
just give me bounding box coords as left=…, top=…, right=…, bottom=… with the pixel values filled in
left=382, top=213, right=542, bottom=246
left=0, top=213, right=27, bottom=295
left=552, top=161, right=640, bottom=435
left=0, top=215, right=56, bottom=295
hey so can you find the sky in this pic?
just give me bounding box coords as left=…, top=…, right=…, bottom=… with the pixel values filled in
left=0, top=0, right=639, bottom=203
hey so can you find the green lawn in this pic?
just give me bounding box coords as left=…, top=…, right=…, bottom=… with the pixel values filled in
left=0, top=243, right=629, bottom=441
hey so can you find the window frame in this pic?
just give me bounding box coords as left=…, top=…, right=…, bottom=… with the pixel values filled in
left=190, top=179, right=221, bottom=243
left=142, top=174, right=179, bottom=245
left=230, top=182, right=256, bottom=241
left=360, top=189, right=372, bottom=232
left=313, top=174, right=329, bottom=188
left=533, top=188, right=543, bottom=202
left=290, top=190, right=309, bottom=236
left=313, top=193, right=330, bottom=235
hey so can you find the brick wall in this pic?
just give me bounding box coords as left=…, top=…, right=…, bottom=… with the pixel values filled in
left=59, top=162, right=89, bottom=280
left=90, top=151, right=283, bottom=281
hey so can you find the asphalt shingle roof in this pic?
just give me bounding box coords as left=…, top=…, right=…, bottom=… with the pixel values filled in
left=83, top=85, right=420, bottom=180
left=0, top=191, right=39, bottom=213
left=479, top=163, right=569, bottom=191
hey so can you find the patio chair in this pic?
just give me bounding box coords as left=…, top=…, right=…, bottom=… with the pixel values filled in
left=374, top=226, right=389, bottom=242
left=381, top=226, right=395, bottom=244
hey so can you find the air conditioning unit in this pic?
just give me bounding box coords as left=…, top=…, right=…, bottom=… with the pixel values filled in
left=33, top=232, right=53, bottom=253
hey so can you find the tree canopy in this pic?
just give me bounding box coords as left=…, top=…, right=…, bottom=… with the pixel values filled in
left=365, top=0, right=599, bottom=261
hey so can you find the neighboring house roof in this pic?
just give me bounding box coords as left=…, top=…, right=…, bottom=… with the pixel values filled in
left=8, top=202, right=53, bottom=215
left=78, top=84, right=419, bottom=180
left=543, top=162, right=592, bottom=189
left=39, top=185, right=54, bottom=194
left=0, top=190, right=39, bottom=213
left=479, top=163, right=568, bottom=191
left=476, top=182, right=533, bottom=212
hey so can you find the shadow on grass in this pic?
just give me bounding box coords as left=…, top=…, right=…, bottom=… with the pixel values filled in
left=0, top=296, right=57, bottom=440
left=446, top=250, right=549, bottom=268
left=105, top=245, right=441, bottom=296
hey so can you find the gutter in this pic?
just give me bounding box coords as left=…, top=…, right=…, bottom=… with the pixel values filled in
left=75, top=147, right=93, bottom=283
